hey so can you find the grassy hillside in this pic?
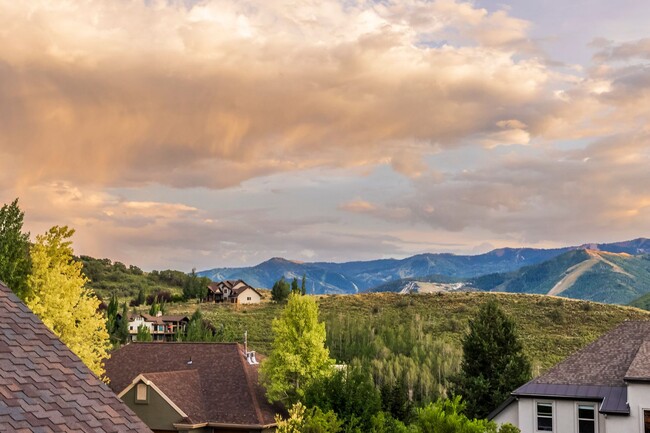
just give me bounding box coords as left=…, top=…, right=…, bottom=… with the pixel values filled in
left=79, top=255, right=186, bottom=301
left=467, top=250, right=650, bottom=304
left=164, top=291, right=650, bottom=375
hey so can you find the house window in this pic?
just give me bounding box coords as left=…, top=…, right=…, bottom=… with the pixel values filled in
left=247, top=297, right=252, bottom=301
left=577, top=404, right=595, bottom=433
left=644, top=410, right=650, bottom=433
left=135, top=383, right=148, bottom=403
left=536, top=402, right=553, bottom=431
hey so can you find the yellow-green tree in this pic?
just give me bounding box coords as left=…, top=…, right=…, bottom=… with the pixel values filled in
left=25, top=226, right=110, bottom=378
left=261, top=293, right=334, bottom=405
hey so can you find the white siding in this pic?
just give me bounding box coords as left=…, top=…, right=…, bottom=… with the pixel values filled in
left=496, top=397, right=609, bottom=433
left=237, top=288, right=261, bottom=304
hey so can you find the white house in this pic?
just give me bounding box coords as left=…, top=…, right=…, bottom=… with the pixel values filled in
left=491, top=321, right=650, bottom=433
left=206, top=279, right=262, bottom=304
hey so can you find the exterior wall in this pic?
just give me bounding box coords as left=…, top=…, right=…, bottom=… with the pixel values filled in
left=493, top=401, right=518, bottom=426
left=122, top=384, right=184, bottom=432
left=495, top=397, right=607, bottom=433
left=237, top=288, right=261, bottom=304
left=607, top=382, right=650, bottom=433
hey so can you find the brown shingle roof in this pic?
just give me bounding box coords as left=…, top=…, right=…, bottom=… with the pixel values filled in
left=105, top=342, right=280, bottom=427
left=0, top=282, right=152, bottom=432
left=531, top=321, right=650, bottom=386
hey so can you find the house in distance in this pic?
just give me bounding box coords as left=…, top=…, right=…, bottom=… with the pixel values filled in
left=206, top=279, right=262, bottom=304
left=120, top=311, right=190, bottom=342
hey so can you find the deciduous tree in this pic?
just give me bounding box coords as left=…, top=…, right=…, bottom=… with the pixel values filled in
left=25, top=226, right=110, bottom=378
left=261, top=293, right=334, bottom=404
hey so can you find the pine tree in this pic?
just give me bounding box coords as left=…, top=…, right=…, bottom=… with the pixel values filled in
left=106, top=292, right=119, bottom=342
left=271, top=277, right=291, bottom=302
left=116, top=303, right=130, bottom=344
left=136, top=324, right=153, bottom=342
left=301, top=274, right=306, bottom=296
left=452, top=300, right=531, bottom=419
left=25, top=226, right=110, bottom=378
left=135, top=288, right=145, bottom=306
left=0, top=199, right=31, bottom=299
left=260, top=292, right=334, bottom=404
left=291, top=277, right=299, bottom=295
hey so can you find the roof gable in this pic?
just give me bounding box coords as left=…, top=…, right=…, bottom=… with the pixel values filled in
left=529, top=321, right=650, bottom=387
left=105, top=342, right=280, bottom=427
left=0, top=282, right=152, bottom=432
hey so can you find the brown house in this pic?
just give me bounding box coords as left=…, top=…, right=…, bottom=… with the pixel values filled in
left=0, top=281, right=152, bottom=432
left=206, top=280, right=262, bottom=304
left=105, top=342, right=281, bottom=433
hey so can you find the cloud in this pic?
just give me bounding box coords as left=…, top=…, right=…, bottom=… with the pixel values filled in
left=0, top=0, right=553, bottom=190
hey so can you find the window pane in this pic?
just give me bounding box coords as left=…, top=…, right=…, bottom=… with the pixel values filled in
left=579, top=420, right=595, bottom=433
left=537, top=416, right=552, bottom=431
left=136, top=383, right=147, bottom=401
left=645, top=410, right=650, bottom=433
left=537, top=403, right=553, bottom=415
left=578, top=405, right=594, bottom=420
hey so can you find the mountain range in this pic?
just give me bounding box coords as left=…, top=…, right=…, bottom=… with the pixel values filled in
left=198, top=238, right=650, bottom=303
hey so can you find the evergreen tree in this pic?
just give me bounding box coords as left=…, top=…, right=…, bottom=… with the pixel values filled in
left=183, top=268, right=209, bottom=300
left=291, top=277, right=300, bottom=295
left=271, top=277, right=291, bottom=302
left=301, top=274, right=307, bottom=296
left=260, top=293, right=334, bottom=404
left=136, top=324, right=153, bottom=342
left=452, top=300, right=531, bottom=419
left=106, top=292, right=119, bottom=343
left=116, top=303, right=130, bottom=344
left=184, top=309, right=216, bottom=342
left=25, top=226, right=110, bottom=378
left=134, top=288, right=145, bottom=306
left=0, top=198, right=31, bottom=298
left=149, top=296, right=159, bottom=315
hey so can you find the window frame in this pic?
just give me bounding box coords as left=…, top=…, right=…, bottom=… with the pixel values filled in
left=576, top=402, right=597, bottom=433
left=641, top=407, right=650, bottom=433
left=135, top=382, right=148, bottom=404
left=535, top=400, right=554, bottom=432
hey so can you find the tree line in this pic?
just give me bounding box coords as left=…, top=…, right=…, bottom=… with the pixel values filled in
left=261, top=288, right=528, bottom=432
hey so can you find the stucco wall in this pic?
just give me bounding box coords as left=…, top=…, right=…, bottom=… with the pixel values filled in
left=237, top=288, right=261, bottom=304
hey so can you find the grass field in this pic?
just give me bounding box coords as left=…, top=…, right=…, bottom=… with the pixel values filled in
left=163, top=291, right=650, bottom=375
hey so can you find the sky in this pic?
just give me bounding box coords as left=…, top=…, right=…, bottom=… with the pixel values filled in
left=1, top=0, right=650, bottom=271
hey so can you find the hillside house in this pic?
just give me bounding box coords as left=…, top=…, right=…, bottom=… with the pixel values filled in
left=491, top=321, right=650, bottom=433
left=206, top=279, right=262, bottom=304
left=105, top=342, right=281, bottom=433
left=120, top=312, right=189, bottom=341
left=0, top=281, right=152, bottom=432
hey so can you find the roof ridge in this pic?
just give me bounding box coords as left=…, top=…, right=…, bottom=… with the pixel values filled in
left=238, top=345, right=266, bottom=425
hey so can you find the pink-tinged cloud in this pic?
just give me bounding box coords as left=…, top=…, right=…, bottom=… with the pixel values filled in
left=0, top=0, right=553, bottom=190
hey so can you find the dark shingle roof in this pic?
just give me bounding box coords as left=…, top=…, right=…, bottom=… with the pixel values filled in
left=0, top=282, right=152, bottom=432
left=105, top=342, right=280, bottom=427
left=530, top=321, right=650, bottom=386
left=499, top=321, right=650, bottom=416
